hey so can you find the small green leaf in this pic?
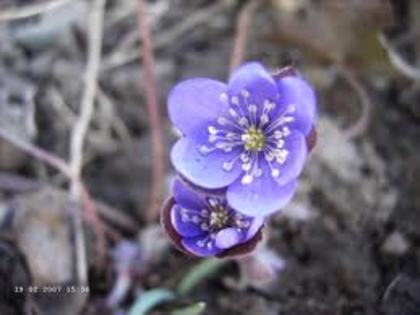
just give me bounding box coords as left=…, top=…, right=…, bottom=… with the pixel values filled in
left=128, top=288, right=175, bottom=315
left=177, top=258, right=227, bottom=295
left=171, top=302, right=206, bottom=315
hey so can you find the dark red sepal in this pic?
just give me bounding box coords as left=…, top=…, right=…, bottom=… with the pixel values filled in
left=306, top=127, right=317, bottom=153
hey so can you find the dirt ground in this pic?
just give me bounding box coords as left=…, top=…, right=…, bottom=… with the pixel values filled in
left=0, top=0, right=420, bottom=314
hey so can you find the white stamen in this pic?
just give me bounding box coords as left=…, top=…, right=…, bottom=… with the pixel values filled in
left=265, top=152, right=275, bottom=162
left=241, top=89, right=250, bottom=98
left=199, top=145, right=213, bottom=154
left=200, top=223, right=209, bottom=231
left=240, top=153, right=250, bottom=162
left=241, top=174, right=253, bottom=185
left=273, top=130, right=283, bottom=139
left=287, top=104, right=296, bottom=113
left=254, top=168, right=263, bottom=177
left=231, top=96, right=239, bottom=104
left=276, top=139, right=285, bottom=148
left=260, top=114, right=269, bottom=125
left=208, top=126, right=218, bottom=134
left=264, top=100, right=276, bottom=111
left=215, top=142, right=231, bottom=150
left=209, top=134, right=218, bottom=143
left=242, top=163, right=252, bottom=171
left=229, top=108, right=238, bottom=117
left=271, top=169, right=280, bottom=177
left=239, top=117, right=248, bottom=126
left=248, top=104, right=258, bottom=113
left=217, top=117, right=228, bottom=125
left=220, top=93, right=228, bottom=102
left=226, top=132, right=236, bottom=140
left=209, top=198, right=219, bottom=207
left=276, top=150, right=288, bottom=163
left=222, top=161, right=234, bottom=171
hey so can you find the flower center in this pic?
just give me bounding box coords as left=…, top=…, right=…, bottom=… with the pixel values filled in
left=209, top=205, right=229, bottom=229
left=242, top=126, right=265, bottom=152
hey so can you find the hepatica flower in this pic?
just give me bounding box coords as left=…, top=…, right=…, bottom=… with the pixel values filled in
left=168, top=62, right=316, bottom=217
left=162, top=180, right=263, bottom=257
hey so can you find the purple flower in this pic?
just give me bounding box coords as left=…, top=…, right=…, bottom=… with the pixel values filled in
left=168, top=62, right=316, bottom=217
left=162, top=179, right=263, bottom=257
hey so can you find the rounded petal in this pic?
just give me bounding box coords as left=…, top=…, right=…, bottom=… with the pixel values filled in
left=244, top=217, right=264, bottom=241
left=182, top=236, right=222, bottom=257
left=274, top=130, right=308, bottom=186
left=168, top=78, right=228, bottom=141
left=276, top=76, right=316, bottom=135
left=228, top=62, right=278, bottom=108
left=215, top=227, right=243, bottom=249
left=171, top=137, right=241, bottom=189
left=170, top=205, right=205, bottom=238
left=172, top=179, right=205, bottom=211
left=227, top=175, right=298, bottom=217
left=217, top=225, right=264, bottom=258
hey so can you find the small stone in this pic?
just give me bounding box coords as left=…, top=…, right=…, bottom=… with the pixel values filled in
left=381, top=231, right=409, bottom=256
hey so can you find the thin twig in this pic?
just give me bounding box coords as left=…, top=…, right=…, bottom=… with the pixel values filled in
left=378, top=33, right=420, bottom=81
left=136, top=0, right=165, bottom=223
left=337, top=64, right=372, bottom=139
left=0, top=0, right=72, bottom=21
left=230, top=0, right=260, bottom=72
left=0, top=172, right=44, bottom=192
left=68, top=0, right=107, bottom=276
left=70, top=0, right=105, bottom=193
left=0, top=127, right=71, bottom=176
left=49, top=87, right=120, bottom=152
left=102, top=2, right=228, bottom=71
left=79, top=183, right=106, bottom=265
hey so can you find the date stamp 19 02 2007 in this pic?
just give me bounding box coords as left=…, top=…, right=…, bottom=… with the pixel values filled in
left=14, top=285, right=90, bottom=295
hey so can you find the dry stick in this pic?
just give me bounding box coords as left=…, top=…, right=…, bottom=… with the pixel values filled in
left=102, top=2, right=228, bottom=71
left=0, top=172, right=44, bottom=192
left=136, top=0, right=165, bottom=223
left=266, top=27, right=370, bottom=138
left=0, top=127, right=132, bottom=232
left=0, top=128, right=71, bottom=176
left=0, top=0, right=72, bottom=21
left=230, top=0, right=260, bottom=72
left=378, top=33, right=420, bottom=81
left=337, top=64, right=372, bottom=139
left=69, top=0, right=107, bottom=275
left=70, top=0, right=105, bottom=193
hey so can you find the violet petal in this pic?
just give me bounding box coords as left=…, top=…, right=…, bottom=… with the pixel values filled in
left=273, top=130, right=308, bottom=186
left=168, top=78, right=228, bottom=141
left=215, top=227, right=243, bottom=249
left=228, top=62, right=279, bottom=113
left=182, top=236, right=223, bottom=257
left=243, top=216, right=264, bottom=242
left=170, top=205, right=206, bottom=238
left=227, top=172, right=298, bottom=217
left=171, top=137, right=242, bottom=189
left=275, top=76, right=316, bottom=135
left=172, top=179, right=206, bottom=211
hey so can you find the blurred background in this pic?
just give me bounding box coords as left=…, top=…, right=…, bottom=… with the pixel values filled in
left=0, top=0, right=419, bottom=314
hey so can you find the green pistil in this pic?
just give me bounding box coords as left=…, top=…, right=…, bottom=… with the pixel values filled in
left=243, top=127, right=265, bottom=151
left=210, top=206, right=229, bottom=229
